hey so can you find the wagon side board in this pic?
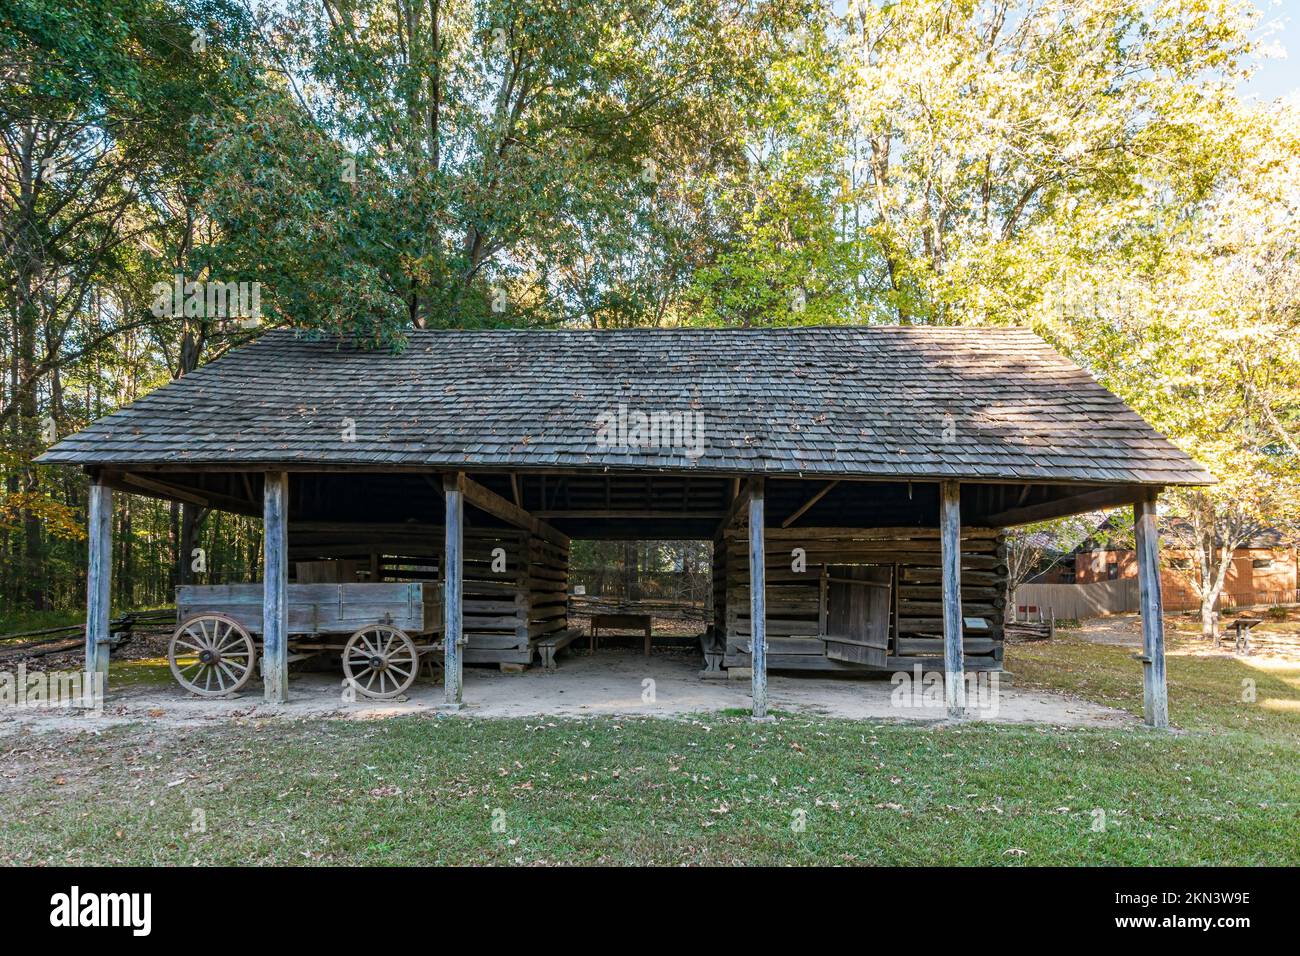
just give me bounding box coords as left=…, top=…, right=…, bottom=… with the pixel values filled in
left=177, top=582, right=443, bottom=637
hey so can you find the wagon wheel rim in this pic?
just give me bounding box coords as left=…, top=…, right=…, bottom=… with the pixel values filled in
left=170, top=614, right=256, bottom=698
left=343, top=625, right=418, bottom=700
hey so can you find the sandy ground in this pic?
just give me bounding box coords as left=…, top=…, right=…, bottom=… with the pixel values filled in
left=1073, top=612, right=1300, bottom=661
left=0, top=646, right=1133, bottom=734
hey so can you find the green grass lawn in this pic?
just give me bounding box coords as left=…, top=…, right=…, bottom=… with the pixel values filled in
left=1, top=630, right=1297, bottom=865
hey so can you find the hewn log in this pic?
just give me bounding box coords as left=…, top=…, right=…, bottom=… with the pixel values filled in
left=940, top=480, right=966, bottom=717
left=444, top=473, right=465, bottom=708
left=1135, top=494, right=1168, bottom=728
left=263, top=472, right=289, bottom=703
left=717, top=479, right=753, bottom=537
left=462, top=475, right=569, bottom=548
left=749, top=479, right=769, bottom=720
left=781, top=480, right=840, bottom=528
left=85, top=479, right=112, bottom=684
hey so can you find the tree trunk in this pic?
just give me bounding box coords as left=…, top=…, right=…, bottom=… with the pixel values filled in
left=1200, top=595, right=1218, bottom=644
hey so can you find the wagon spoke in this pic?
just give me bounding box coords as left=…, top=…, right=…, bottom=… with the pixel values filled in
left=170, top=615, right=256, bottom=699
left=216, top=660, right=241, bottom=689
left=343, top=625, right=419, bottom=700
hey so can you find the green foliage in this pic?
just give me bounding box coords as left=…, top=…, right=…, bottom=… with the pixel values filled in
left=2, top=0, right=1297, bottom=615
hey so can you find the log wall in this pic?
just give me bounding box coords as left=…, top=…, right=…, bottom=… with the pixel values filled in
left=721, top=526, right=1007, bottom=673
left=288, top=522, right=568, bottom=666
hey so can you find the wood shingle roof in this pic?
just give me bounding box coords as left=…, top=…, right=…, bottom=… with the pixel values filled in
left=38, top=326, right=1213, bottom=485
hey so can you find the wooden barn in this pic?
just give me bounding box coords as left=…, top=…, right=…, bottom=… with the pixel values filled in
left=39, top=326, right=1211, bottom=725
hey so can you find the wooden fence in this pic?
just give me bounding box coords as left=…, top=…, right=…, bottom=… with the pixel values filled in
left=1014, top=580, right=1138, bottom=620
left=1015, top=581, right=1300, bottom=620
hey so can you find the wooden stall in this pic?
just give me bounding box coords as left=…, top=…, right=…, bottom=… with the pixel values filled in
left=721, top=526, right=1007, bottom=673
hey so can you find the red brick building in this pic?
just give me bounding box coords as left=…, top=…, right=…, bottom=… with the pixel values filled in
left=1038, top=530, right=1297, bottom=608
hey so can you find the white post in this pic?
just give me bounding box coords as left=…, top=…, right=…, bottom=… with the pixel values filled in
left=1135, top=494, right=1168, bottom=728
left=263, top=472, right=289, bottom=703
left=444, top=473, right=464, bottom=709
left=749, top=479, right=770, bottom=720
left=940, top=480, right=966, bottom=718
left=85, top=477, right=113, bottom=685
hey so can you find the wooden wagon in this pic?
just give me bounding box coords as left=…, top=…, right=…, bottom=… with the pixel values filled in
left=172, top=583, right=443, bottom=699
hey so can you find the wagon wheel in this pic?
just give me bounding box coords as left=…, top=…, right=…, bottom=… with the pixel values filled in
left=169, top=613, right=256, bottom=698
left=343, top=625, right=419, bottom=699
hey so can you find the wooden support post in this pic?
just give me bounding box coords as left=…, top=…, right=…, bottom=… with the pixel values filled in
left=443, top=473, right=465, bottom=709
left=940, top=480, right=966, bottom=718
left=262, top=472, right=289, bottom=703
left=1135, top=493, right=1168, bottom=728
left=85, top=478, right=112, bottom=686
left=749, top=479, right=770, bottom=720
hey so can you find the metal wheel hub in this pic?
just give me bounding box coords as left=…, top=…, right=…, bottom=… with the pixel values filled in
left=368, top=655, right=385, bottom=670
left=199, top=649, right=218, bottom=665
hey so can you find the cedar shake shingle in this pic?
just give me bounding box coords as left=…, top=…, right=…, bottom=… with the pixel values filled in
left=37, top=327, right=1213, bottom=485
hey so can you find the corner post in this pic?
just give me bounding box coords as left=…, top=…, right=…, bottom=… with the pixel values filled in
left=443, top=473, right=465, bottom=709
left=262, top=471, right=289, bottom=703
left=940, top=480, right=966, bottom=718
left=748, top=478, right=769, bottom=720
left=1134, top=492, right=1168, bottom=728
left=85, top=477, right=113, bottom=686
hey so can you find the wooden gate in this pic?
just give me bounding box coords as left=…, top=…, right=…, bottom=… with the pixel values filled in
left=823, top=565, right=892, bottom=667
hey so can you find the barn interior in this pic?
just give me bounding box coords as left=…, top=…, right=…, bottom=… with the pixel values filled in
left=93, top=466, right=1151, bottom=677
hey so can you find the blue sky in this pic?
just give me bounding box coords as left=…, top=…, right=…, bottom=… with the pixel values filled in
left=1241, top=0, right=1299, bottom=100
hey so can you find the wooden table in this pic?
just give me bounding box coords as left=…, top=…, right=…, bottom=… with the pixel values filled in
left=1228, top=617, right=1263, bottom=654
left=590, top=613, right=654, bottom=656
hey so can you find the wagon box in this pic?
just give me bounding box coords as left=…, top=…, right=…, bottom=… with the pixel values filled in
left=170, top=582, right=443, bottom=700
left=176, top=582, right=442, bottom=636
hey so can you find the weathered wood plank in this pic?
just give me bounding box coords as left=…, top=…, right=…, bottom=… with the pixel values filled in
left=1135, top=494, right=1168, bottom=728
left=85, top=479, right=112, bottom=684
left=444, top=473, right=465, bottom=708
left=781, top=480, right=840, bottom=528
left=461, top=475, right=569, bottom=548
left=940, top=480, right=965, bottom=718
left=263, top=472, right=289, bottom=703
left=749, top=479, right=768, bottom=719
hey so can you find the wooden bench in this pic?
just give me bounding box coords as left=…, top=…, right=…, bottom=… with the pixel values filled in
left=699, top=629, right=725, bottom=678
left=537, top=627, right=584, bottom=671
left=590, top=613, right=653, bottom=656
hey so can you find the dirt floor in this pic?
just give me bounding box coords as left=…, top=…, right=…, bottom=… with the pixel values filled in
left=0, top=641, right=1133, bottom=735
